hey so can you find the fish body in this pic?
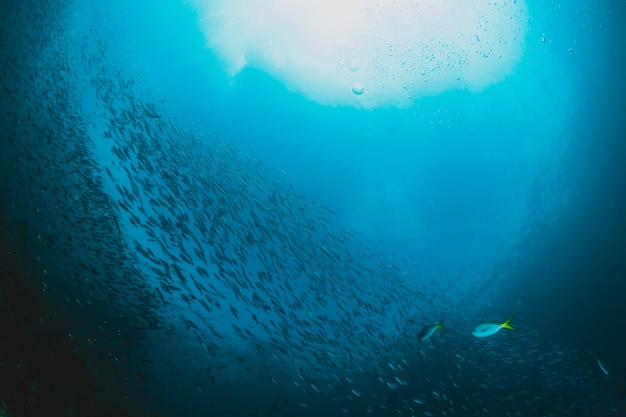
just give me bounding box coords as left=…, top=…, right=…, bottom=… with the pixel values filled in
left=418, top=320, right=445, bottom=342
left=594, top=354, right=610, bottom=375
left=472, top=317, right=514, bottom=338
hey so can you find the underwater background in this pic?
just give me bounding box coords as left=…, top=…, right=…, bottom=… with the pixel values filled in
left=1, top=0, right=625, bottom=416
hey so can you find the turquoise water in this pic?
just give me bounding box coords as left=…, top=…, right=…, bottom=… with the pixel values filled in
left=1, top=0, right=625, bottom=416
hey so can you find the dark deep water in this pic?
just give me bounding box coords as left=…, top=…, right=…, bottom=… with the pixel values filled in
left=1, top=0, right=626, bottom=416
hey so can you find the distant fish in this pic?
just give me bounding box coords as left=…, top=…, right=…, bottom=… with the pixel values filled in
left=143, top=107, right=162, bottom=119
left=472, top=317, right=514, bottom=338
left=594, top=354, right=610, bottom=375
left=418, top=319, right=445, bottom=342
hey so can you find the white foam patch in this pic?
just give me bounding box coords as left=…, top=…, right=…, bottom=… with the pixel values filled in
left=193, top=0, right=528, bottom=108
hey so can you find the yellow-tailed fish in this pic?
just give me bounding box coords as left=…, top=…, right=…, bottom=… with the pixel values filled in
left=472, top=317, right=514, bottom=338
left=418, top=319, right=445, bottom=342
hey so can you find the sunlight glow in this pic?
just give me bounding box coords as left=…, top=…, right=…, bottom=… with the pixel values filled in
left=193, top=0, right=528, bottom=108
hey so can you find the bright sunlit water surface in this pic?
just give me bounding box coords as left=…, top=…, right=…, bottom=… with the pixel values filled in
left=192, top=0, right=528, bottom=107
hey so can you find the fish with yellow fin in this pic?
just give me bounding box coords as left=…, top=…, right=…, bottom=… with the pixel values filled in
left=472, top=317, right=515, bottom=338
left=418, top=319, right=445, bottom=342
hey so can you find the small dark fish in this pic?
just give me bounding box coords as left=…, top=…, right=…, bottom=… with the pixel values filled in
left=418, top=319, right=445, bottom=342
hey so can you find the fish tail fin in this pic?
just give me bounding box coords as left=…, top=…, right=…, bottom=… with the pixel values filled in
left=438, top=319, right=445, bottom=329
left=501, top=316, right=515, bottom=330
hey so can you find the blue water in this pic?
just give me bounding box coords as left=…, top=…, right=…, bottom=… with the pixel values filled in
left=1, top=0, right=625, bottom=416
